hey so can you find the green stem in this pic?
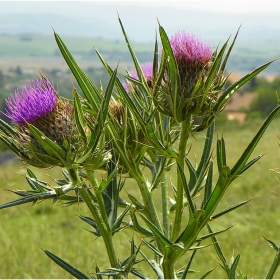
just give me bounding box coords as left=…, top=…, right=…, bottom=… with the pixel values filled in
left=85, top=167, right=109, bottom=224
left=80, top=189, right=119, bottom=270
left=162, top=258, right=176, bottom=279
left=265, top=248, right=280, bottom=279
left=161, top=172, right=169, bottom=237
left=108, top=124, right=162, bottom=235
left=107, top=124, right=163, bottom=252
left=67, top=167, right=119, bottom=270
left=133, top=167, right=162, bottom=232
left=171, top=116, right=192, bottom=242
left=129, top=165, right=165, bottom=256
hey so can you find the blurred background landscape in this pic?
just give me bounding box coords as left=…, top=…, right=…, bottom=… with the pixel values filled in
left=1, top=1, right=280, bottom=157
left=1, top=1, right=280, bottom=278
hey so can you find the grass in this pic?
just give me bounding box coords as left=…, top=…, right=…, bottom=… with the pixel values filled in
left=186, top=118, right=280, bottom=278
left=1, top=117, right=280, bottom=278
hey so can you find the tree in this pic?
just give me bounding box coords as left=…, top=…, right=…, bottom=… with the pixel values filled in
left=250, top=87, right=279, bottom=117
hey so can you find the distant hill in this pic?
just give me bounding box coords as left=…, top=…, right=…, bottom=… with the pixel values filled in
left=1, top=34, right=280, bottom=75
left=1, top=2, right=280, bottom=43
left=1, top=2, right=280, bottom=75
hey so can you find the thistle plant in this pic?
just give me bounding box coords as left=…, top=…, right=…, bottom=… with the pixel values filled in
left=161, top=31, right=213, bottom=120
left=0, top=17, right=280, bottom=279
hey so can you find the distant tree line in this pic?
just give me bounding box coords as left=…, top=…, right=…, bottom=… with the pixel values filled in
left=248, top=76, right=280, bottom=117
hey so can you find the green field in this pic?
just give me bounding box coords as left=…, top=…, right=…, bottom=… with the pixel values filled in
left=1, top=34, right=280, bottom=74
left=0, top=34, right=154, bottom=72
left=0, top=34, right=154, bottom=56
left=1, top=118, right=280, bottom=278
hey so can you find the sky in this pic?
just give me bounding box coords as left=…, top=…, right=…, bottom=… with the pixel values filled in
left=114, top=0, right=280, bottom=14
left=1, top=0, right=280, bottom=43
left=2, top=0, right=280, bottom=14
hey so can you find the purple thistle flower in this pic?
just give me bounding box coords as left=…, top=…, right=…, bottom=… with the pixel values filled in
left=130, top=62, right=153, bottom=83
left=142, top=62, right=154, bottom=84
left=122, top=62, right=154, bottom=92
left=121, top=80, right=130, bottom=93
left=128, top=70, right=139, bottom=80
left=170, top=31, right=212, bottom=67
left=3, top=78, right=57, bottom=125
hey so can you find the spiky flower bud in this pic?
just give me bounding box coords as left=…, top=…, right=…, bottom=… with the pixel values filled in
left=109, top=99, right=124, bottom=125
left=170, top=32, right=212, bottom=93
left=170, top=31, right=213, bottom=118
left=108, top=99, right=147, bottom=173
left=156, top=31, right=219, bottom=123
left=3, top=78, right=84, bottom=168
left=20, top=98, right=79, bottom=152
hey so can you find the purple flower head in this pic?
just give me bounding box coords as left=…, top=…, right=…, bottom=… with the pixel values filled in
left=4, top=78, right=57, bottom=125
left=131, top=62, right=153, bottom=83
left=122, top=62, right=154, bottom=93
left=170, top=31, right=212, bottom=67
left=121, top=80, right=130, bottom=93
left=129, top=70, right=139, bottom=80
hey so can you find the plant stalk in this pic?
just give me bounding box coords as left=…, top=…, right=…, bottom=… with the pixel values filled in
left=108, top=124, right=162, bottom=235
left=161, top=172, right=169, bottom=237
left=85, top=167, right=109, bottom=224
left=171, top=116, right=192, bottom=242
left=107, top=124, right=163, bottom=253
left=162, top=258, right=176, bottom=279
left=133, top=167, right=162, bottom=231
left=67, top=167, right=119, bottom=271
